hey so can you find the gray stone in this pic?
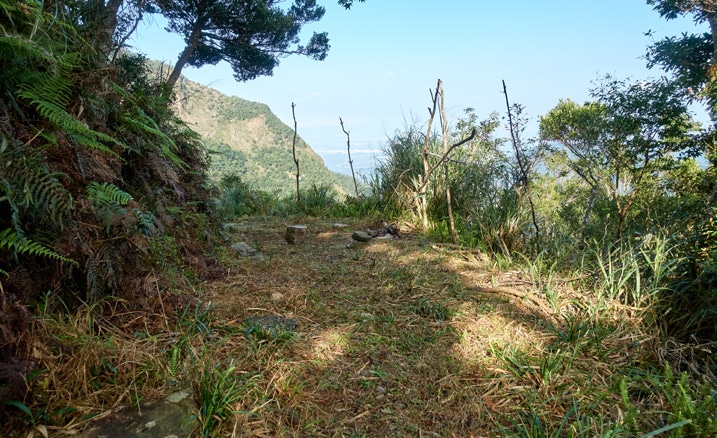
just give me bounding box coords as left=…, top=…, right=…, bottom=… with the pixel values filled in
left=352, top=230, right=372, bottom=242
left=75, top=388, right=197, bottom=438
left=231, top=242, right=265, bottom=260
left=284, top=225, right=307, bottom=244
left=242, top=315, right=298, bottom=331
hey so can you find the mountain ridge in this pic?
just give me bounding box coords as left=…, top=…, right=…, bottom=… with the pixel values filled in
left=172, top=74, right=356, bottom=197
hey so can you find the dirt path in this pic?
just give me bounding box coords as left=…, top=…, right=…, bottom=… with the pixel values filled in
left=204, top=217, right=569, bottom=436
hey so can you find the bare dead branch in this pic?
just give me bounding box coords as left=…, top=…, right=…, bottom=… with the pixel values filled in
left=339, top=117, right=360, bottom=198
left=291, top=102, right=300, bottom=202
left=502, top=80, right=540, bottom=245
left=415, top=128, right=476, bottom=193
left=438, top=82, right=457, bottom=243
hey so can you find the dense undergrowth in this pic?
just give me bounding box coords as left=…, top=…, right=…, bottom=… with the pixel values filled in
left=1, top=0, right=716, bottom=436
left=0, top=0, right=220, bottom=427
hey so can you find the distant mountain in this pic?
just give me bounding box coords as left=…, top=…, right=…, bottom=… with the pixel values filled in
left=172, top=75, right=355, bottom=197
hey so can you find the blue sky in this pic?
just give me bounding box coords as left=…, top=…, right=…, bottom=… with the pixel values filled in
left=130, top=1, right=706, bottom=176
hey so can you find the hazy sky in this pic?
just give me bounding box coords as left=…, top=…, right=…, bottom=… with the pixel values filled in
left=130, top=1, right=706, bottom=175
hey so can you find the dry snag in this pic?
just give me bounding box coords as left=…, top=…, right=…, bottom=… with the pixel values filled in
left=502, top=80, right=540, bottom=247
left=291, top=102, right=300, bottom=202
left=438, top=82, right=457, bottom=244
left=339, top=117, right=360, bottom=198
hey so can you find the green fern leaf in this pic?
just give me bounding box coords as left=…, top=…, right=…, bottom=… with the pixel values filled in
left=0, top=228, right=77, bottom=265
left=2, top=145, right=73, bottom=229
left=86, top=181, right=133, bottom=206
left=86, top=182, right=133, bottom=226
left=121, top=112, right=186, bottom=169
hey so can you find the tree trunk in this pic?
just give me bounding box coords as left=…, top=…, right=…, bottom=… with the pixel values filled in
left=165, top=24, right=205, bottom=94
left=86, top=0, right=124, bottom=61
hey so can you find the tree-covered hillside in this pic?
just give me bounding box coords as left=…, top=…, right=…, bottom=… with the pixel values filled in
left=173, top=74, right=356, bottom=196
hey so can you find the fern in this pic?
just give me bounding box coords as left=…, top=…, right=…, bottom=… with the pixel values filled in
left=121, top=110, right=186, bottom=170
left=87, top=181, right=132, bottom=205
left=0, top=228, right=76, bottom=265
left=132, top=208, right=156, bottom=236
left=17, top=86, right=123, bottom=156
left=86, top=181, right=133, bottom=227
left=1, top=142, right=73, bottom=229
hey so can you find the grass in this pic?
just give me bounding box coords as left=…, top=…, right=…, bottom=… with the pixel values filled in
left=3, top=216, right=716, bottom=437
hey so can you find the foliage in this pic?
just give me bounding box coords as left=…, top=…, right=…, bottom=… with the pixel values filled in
left=193, top=358, right=256, bottom=437
left=0, top=229, right=77, bottom=274
left=0, top=0, right=216, bottom=426
left=156, top=0, right=329, bottom=91
left=214, top=172, right=276, bottom=218
left=541, top=77, right=699, bottom=238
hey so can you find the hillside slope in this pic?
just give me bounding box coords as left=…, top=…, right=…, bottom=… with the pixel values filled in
left=173, top=76, right=356, bottom=197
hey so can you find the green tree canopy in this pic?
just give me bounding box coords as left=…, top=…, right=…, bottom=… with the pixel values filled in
left=541, top=77, right=698, bottom=236
left=646, top=1, right=717, bottom=121
left=158, top=0, right=329, bottom=92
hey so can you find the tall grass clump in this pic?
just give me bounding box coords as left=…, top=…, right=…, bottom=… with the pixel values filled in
left=367, top=123, right=426, bottom=217
left=214, top=173, right=276, bottom=219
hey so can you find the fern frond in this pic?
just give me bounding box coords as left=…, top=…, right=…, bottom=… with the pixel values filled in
left=121, top=111, right=186, bottom=169
left=2, top=145, right=73, bottom=228
left=86, top=181, right=132, bottom=206
left=132, top=208, right=156, bottom=236
left=86, top=181, right=133, bottom=226
left=16, top=89, right=123, bottom=156
left=0, top=228, right=77, bottom=265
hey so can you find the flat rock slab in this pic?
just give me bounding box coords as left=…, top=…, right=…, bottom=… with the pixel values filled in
left=75, top=388, right=197, bottom=438
left=242, top=315, right=298, bottom=331
left=231, top=242, right=265, bottom=260
left=352, top=230, right=372, bottom=242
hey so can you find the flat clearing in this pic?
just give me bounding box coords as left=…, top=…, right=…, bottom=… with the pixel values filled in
left=202, top=217, right=642, bottom=436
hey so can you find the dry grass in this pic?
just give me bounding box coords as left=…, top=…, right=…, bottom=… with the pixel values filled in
left=6, top=217, right=715, bottom=437
left=196, top=217, right=682, bottom=437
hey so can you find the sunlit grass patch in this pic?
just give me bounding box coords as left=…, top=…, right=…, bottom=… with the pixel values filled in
left=18, top=217, right=716, bottom=437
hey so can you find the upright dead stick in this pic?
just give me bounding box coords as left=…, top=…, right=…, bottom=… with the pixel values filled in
left=291, top=102, right=300, bottom=202
left=339, top=117, right=360, bottom=198
left=502, top=80, right=540, bottom=246
left=420, top=80, right=441, bottom=229
left=438, top=82, right=457, bottom=244
left=415, top=129, right=476, bottom=193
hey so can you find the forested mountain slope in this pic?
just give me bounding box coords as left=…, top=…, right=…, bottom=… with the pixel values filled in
left=172, top=74, right=356, bottom=196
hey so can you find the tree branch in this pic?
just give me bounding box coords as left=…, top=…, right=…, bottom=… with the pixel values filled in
left=415, top=128, right=476, bottom=193
left=292, top=102, right=300, bottom=202
left=339, top=117, right=360, bottom=198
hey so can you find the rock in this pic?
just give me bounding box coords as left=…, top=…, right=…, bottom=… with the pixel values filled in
left=271, top=292, right=284, bottom=301
left=242, top=315, right=298, bottom=331
left=231, top=242, right=265, bottom=260
left=284, top=225, right=307, bottom=244
left=352, top=230, right=372, bottom=242
left=358, top=312, right=374, bottom=321
left=75, top=388, right=198, bottom=438
left=333, top=223, right=348, bottom=229
left=221, top=222, right=240, bottom=232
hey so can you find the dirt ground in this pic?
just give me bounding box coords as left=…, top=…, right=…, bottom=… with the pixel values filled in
left=201, top=216, right=615, bottom=437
